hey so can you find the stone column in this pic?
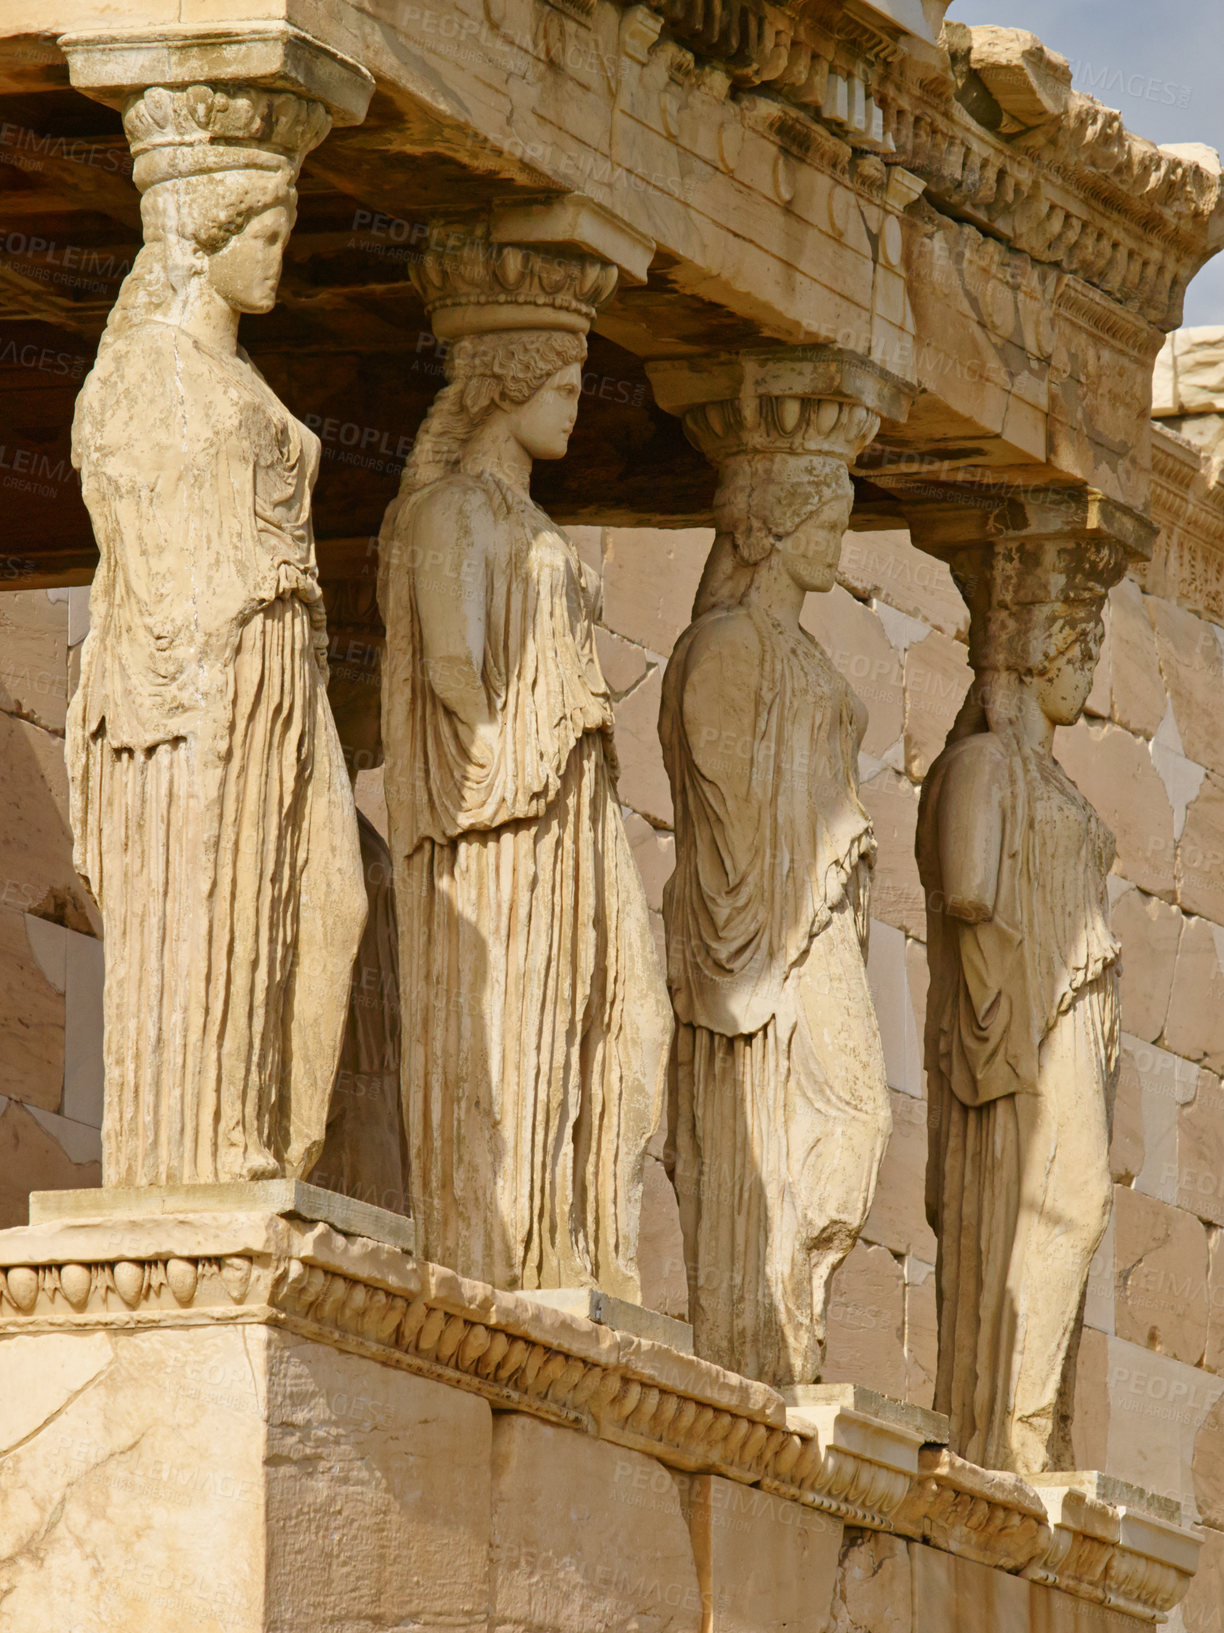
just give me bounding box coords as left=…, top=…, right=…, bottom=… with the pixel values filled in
left=908, top=488, right=1155, bottom=1475
left=646, top=346, right=913, bottom=1386
left=379, top=213, right=673, bottom=1300
left=53, top=27, right=374, bottom=1197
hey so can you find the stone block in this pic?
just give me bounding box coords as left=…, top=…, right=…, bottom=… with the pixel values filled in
left=0, top=1322, right=492, bottom=1632
left=862, top=770, right=925, bottom=938
left=1206, top=1231, right=1224, bottom=1377
left=596, top=627, right=650, bottom=696
left=0, top=711, right=99, bottom=934
left=490, top=1414, right=702, bottom=1633
left=1104, top=1334, right=1224, bottom=1517
left=1084, top=1209, right=1116, bottom=1335
left=1178, top=774, right=1224, bottom=924
left=639, top=1152, right=688, bottom=1323
left=802, top=586, right=904, bottom=760
left=1178, top=1070, right=1224, bottom=1227
left=685, top=1474, right=842, bottom=1633
left=613, top=666, right=672, bottom=827
left=821, top=1239, right=907, bottom=1400
left=0, top=909, right=64, bottom=1111
left=1114, top=1187, right=1209, bottom=1366
left=0, top=1101, right=99, bottom=1231
left=1108, top=580, right=1168, bottom=740
left=0, top=589, right=68, bottom=733
left=866, top=921, right=923, bottom=1100
left=1163, top=916, right=1224, bottom=1073
left=828, top=1529, right=912, bottom=1633
left=1193, top=1395, right=1224, bottom=1531
left=1056, top=718, right=1175, bottom=899
left=1179, top=1522, right=1224, bottom=1633
left=903, top=630, right=971, bottom=780
left=1113, top=887, right=1182, bottom=1044
left=1123, top=1036, right=1197, bottom=1205
left=910, top=1542, right=1029, bottom=1633
left=601, top=528, right=711, bottom=655
left=1071, top=1325, right=1111, bottom=1472
left=63, top=926, right=104, bottom=1128
left=905, top=938, right=929, bottom=1081
left=1029, top=1585, right=1155, bottom=1633
left=904, top=1256, right=938, bottom=1412
left=623, top=810, right=675, bottom=916
left=862, top=1089, right=936, bottom=1260
left=1147, top=597, right=1224, bottom=776
left=1110, top=1046, right=1145, bottom=1187
left=838, top=529, right=969, bottom=640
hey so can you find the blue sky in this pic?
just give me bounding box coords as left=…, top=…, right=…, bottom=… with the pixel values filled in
left=948, top=0, right=1224, bottom=324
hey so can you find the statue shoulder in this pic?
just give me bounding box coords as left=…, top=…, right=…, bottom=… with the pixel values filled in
left=674, top=606, right=764, bottom=681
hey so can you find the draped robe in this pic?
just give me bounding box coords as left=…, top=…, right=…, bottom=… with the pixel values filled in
left=917, top=726, right=1119, bottom=1472
left=67, top=321, right=366, bottom=1185
left=661, top=601, right=891, bottom=1384
left=380, top=471, right=670, bottom=1297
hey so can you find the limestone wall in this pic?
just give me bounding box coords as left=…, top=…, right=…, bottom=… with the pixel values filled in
left=2, top=511, right=1224, bottom=1626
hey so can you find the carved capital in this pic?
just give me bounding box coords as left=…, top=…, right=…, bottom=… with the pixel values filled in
left=411, top=220, right=618, bottom=339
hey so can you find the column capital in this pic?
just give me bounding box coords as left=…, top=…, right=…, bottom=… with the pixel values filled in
left=411, top=220, right=618, bottom=340
left=646, top=344, right=913, bottom=464
left=905, top=485, right=1157, bottom=563
left=58, top=21, right=373, bottom=129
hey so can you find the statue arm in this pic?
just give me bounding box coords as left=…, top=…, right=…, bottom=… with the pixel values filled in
left=937, top=744, right=1006, bottom=924
left=409, top=483, right=494, bottom=732
left=678, top=622, right=760, bottom=807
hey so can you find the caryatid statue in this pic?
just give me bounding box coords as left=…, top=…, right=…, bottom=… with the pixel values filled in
left=914, top=498, right=1150, bottom=1474
left=66, top=80, right=369, bottom=1188
left=379, top=227, right=671, bottom=1297
left=648, top=350, right=911, bottom=1385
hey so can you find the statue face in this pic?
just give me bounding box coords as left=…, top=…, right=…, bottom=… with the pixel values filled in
left=207, top=203, right=293, bottom=316
left=776, top=488, right=852, bottom=593
left=1032, top=642, right=1095, bottom=727
left=506, top=362, right=583, bottom=461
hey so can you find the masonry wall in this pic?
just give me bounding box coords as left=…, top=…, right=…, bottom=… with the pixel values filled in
left=2, top=514, right=1224, bottom=1628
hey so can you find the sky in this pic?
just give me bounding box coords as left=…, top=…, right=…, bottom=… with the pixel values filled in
left=948, top=0, right=1224, bottom=325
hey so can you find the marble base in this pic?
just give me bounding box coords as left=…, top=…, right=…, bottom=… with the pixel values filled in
left=30, top=1179, right=416, bottom=1251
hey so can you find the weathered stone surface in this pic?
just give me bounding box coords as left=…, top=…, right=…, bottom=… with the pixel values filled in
left=903, top=630, right=971, bottom=780
left=685, top=1475, right=842, bottom=1633
left=802, top=586, right=904, bottom=760
left=1070, top=1325, right=1111, bottom=1473
left=1119, top=1036, right=1197, bottom=1206
left=1178, top=1070, right=1224, bottom=1228
left=1147, top=595, right=1224, bottom=776
left=63, top=926, right=104, bottom=1130
left=838, top=530, right=968, bottom=640
left=1193, top=1395, right=1224, bottom=1530
left=0, top=590, right=67, bottom=734
left=1206, top=1230, right=1224, bottom=1378
left=1110, top=1046, right=1146, bottom=1187
left=828, top=1530, right=912, bottom=1633
left=0, top=712, right=97, bottom=934
left=639, top=1152, right=688, bottom=1323
left=862, top=1090, right=937, bottom=1261
left=905, top=1257, right=938, bottom=1412
left=910, top=1543, right=1029, bottom=1632
left=861, top=770, right=924, bottom=938
left=1108, top=579, right=1168, bottom=739
left=1163, top=915, right=1224, bottom=1073
left=600, top=527, right=711, bottom=654
left=1104, top=1334, right=1224, bottom=1518
left=613, top=667, right=673, bottom=827
left=0, top=1100, right=98, bottom=1229
left=866, top=922, right=923, bottom=1100
left=1179, top=1521, right=1224, bottom=1633
left=622, top=811, right=675, bottom=917
left=0, top=1323, right=492, bottom=1633
left=595, top=627, right=650, bottom=697
left=1058, top=717, right=1176, bottom=898
left=1114, top=1187, right=1209, bottom=1366
left=822, top=1240, right=907, bottom=1401
left=1178, top=774, right=1224, bottom=923
left=0, top=911, right=64, bottom=1112
left=490, top=1415, right=701, bottom=1633
left=1113, top=887, right=1183, bottom=1044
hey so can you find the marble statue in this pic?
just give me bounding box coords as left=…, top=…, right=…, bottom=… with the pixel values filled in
left=311, top=578, right=410, bottom=1215
left=659, top=403, right=892, bottom=1385
left=379, top=236, right=670, bottom=1297
left=916, top=539, right=1123, bottom=1474
left=65, top=85, right=367, bottom=1187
